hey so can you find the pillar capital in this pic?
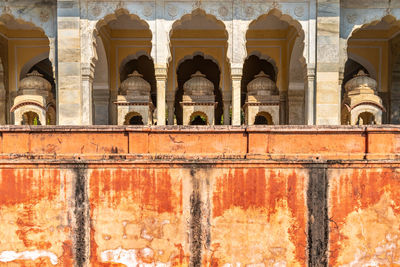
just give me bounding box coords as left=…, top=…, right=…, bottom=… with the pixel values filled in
left=155, top=67, right=168, bottom=80
left=231, top=67, right=243, bottom=80
left=306, top=67, right=315, bottom=80
left=81, top=62, right=95, bottom=81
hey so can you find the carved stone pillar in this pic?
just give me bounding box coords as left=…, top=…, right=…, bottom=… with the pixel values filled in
left=279, top=91, right=287, bottom=125
left=306, top=67, right=316, bottom=125
left=223, top=98, right=231, bottom=125
left=93, top=85, right=109, bottom=125
left=57, top=0, right=83, bottom=125
left=231, top=68, right=242, bottom=125
left=81, top=63, right=94, bottom=125
left=0, top=65, right=5, bottom=124
left=167, top=95, right=175, bottom=125
left=155, top=67, right=167, bottom=126
left=316, top=0, right=340, bottom=125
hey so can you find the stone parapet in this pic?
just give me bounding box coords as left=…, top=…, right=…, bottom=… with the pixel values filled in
left=0, top=125, right=398, bottom=160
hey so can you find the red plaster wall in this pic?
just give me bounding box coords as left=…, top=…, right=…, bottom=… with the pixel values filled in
left=0, top=126, right=399, bottom=266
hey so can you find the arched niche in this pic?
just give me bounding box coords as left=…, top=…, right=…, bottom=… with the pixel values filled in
left=0, top=14, right=51, bottom=124
left=346, top=15, right=400, bottom=123
left=124, top=111, right=144, bottom=125
left=175, top=55, right=222, bottom=125
left=94, top=9, right=152, bottom=125
left=245, top=9, right=306, bottom=125
left=21, top=111, right=41, bottom=125
left=189, top=111, right=208, bottom=125
left=167, top=9, right=229, bottom=125
left=357, top=111, right=375, bottom=125
left=254, top=111, right=273, bottom=125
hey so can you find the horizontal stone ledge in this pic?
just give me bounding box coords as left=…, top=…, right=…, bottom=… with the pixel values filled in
left=0, top=126, right=398, bottom=158
left=0, top=153, right=400, bottom=163
left=0, top=124, right=399, bottom=133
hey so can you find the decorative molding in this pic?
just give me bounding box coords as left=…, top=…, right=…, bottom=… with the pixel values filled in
left=294, top=6, right=305, bottom=18
left=2, top=0, right=11, bottom=14
left=307, top=67, right=315, bottom=80
left=82, top=63, right=95, bottom=82
left=39, top=9, right=50, bottom=23
left=346, top=13, right=357, bottom=24
left=155, top=67, right=168, bottom=80
left=167, top=4, right=178, bottom=19
left=231, top=68, right=243, bottom=79
left=143, top=4, right=153, bottom=18
left=218, top=5, right=229, bottom=18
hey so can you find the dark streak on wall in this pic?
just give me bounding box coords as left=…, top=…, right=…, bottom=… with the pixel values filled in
left=307, top=166, right=329, bottom=267
left=189, top=168, right=203, bottom=267
left=73, top=164, right=89, bottom=267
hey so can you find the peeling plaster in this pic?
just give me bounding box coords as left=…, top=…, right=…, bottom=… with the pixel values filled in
left=100, top=247, right=171, bottom=267
left=0, top=250, right=58, bottom=265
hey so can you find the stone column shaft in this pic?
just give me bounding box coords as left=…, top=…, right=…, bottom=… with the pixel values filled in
left=0, top=66, right=5, bottom=124
left=279, top=92, right=287, bottom=125
left=57, top=0, right=82, bottom=125
left=231, top=68, right=242, bottom=125
left=316, top=0, right=341, bottom=125
left=155, top=67, right=167, bottom=126
left=81, top=63, right=94, bottom=125
left=167, top=98, right=174, bottom=125
left=306, top=68, right=316, bottom=125
left=223, top=100, right=231, bottom=125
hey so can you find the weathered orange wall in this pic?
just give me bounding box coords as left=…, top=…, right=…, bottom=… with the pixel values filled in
left=0, top=126, right=399, bottom=266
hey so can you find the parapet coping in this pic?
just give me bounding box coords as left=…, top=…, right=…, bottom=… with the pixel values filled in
left=0, top=125, right=399, bottom=133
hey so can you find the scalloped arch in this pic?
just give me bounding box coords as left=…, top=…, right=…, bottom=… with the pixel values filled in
left=246, top=8, right=306, bottom=73
left=189, top=111, right=208, bottom=124
left=119, top=51, right=152, bottom=75
left=347, top=52, right=377, bottom=81
left=247, top=8, right=305, bottom=40
left=94, top=8, right=151, bottom=34
left=20, top=52, right=50, bottom=81
left=0, top=13, right=46, bottom=34
left=176, top=51, right=221, bottom=72
left=349, top=15, right=400, bottom=40
left=91, top=8, right=153, bottom=81
left=246, top=51, right=279, bottom=77
left=169, top=8, right=228, bottom=39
